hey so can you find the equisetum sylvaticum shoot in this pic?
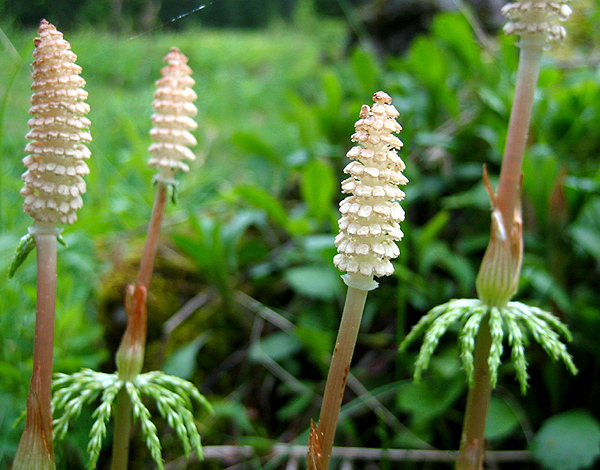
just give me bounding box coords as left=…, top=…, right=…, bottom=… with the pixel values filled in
left=308, top=91, right=407, bottom=470
left=51, top=48, right=211, bottom=470
left=110, top=46, right=199, bottom=470
left=399, top=3, right=577, bottom=470
left=12, top=19, right=91, bottom=470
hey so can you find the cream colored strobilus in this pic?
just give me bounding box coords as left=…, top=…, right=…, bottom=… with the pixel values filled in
left=21, top=21, right=91, bottom=227
left=137, top=47, right=198, bottom=289
left=12, top=19, right=91, bottom=470
left=148, top=47, right=198, bottom=182
left=308, top=91, right=407, bottom=470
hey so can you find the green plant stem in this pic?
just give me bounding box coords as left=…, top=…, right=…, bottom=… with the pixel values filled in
left=316, top=286, right=368, bottom=470
left=109, top=389, right=134, bottom=470
left=455, top=315, right=492, bottom=470
left=13, top=229, right=57, bottom=469
left=495, top=43, right=543, bottom=225
left=110, top=183, right=167, bottom=470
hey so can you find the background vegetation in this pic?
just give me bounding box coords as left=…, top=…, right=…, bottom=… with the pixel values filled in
left=1, top=0, right=600, bottom=468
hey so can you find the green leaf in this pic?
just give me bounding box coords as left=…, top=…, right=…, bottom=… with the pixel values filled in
left=249, top=331, right=302, bottom=363
left=570, top=196, right=600, bottom=265
left=407, top=36, right=447, bottom=89
left=430, top=13, right=479, bottom=68
left=486, top=396, right=520, bottom=441
left=414, top=210, right=449, bottom=253
left=531, top=410, right=600, bottom=470
left=284, top=265, right=341, bottom=300
left=232, top=131, right=281, bottom=164
left=350, top=47, right=381, bottom=96
left=8, top=233, right=35, bottom=278
left=277, top=389, right=314, bottom=420
left=162, top=333, right=211, bottom=380
left=300, top=158, right=336, bottom=223
left=321, top=70, right=343, bottom=115
left=396, top=374, right=464, bottom=426
left=234, top=184, right=290, bottom=230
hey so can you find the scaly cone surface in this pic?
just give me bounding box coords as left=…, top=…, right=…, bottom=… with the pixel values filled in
left=148, top=47, right=198, bottom=180
left=334, top=91, right=407, bottom=281
left=21, top=19, right=91, bottom=226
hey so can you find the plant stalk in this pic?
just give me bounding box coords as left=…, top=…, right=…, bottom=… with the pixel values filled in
left=495, top=44, right=543, bottom=225
left=13, top=230, right=58, bottom=469
left=315, top=286, right=368, bottom=470
left=455, top=316, right=492, bottom=470
left=109, top=388, right=134, bottom=470
left=110, top=183, right=167, bottom=470
left=137, top=182, right=168, bottom=289
left=457, top=41, right=544, bottom=470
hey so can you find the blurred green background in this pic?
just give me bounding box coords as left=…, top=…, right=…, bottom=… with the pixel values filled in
left=2, top=0, right=600, bottom=468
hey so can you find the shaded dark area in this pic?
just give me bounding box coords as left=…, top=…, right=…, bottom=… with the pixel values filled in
left=350, top=0, right=506, bottom=55
left=2, top=0, right=368, bottom=31
left=3, top=0, right=505, bottom=35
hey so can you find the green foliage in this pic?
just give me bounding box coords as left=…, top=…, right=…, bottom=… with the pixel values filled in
left=485, top=396, right=520, bottom=441
left=401, top=299, right=576, bottom=393
left=53, top=370, right=211, bottom=470
left=8, top=232, right=34, bottom=278
left=531, top=410, right=600, bottom=470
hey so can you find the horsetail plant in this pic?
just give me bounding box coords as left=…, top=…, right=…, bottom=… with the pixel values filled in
left=400, top=2, right=576, bottom=469
left=10, top=20, right=91, bottom=470
left=307, top=91, right=407, bottom=470
left=52, top=47, right=211, bottom=470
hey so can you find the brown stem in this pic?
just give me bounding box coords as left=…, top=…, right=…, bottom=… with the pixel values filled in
left=455, top=316, right=493, bottom=470
left=137, top=182, right=168, bottom=289
left=312, top=286, right=368, bottom=470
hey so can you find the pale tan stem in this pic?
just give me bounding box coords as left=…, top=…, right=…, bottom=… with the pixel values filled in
left=316, top=286, right=368, bottom=470
left=137, top=182, right=168, bottom=289
left=495, top=45, right=543, bottom=224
